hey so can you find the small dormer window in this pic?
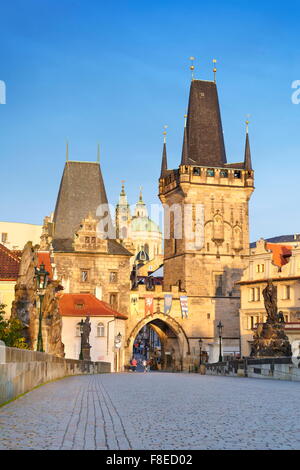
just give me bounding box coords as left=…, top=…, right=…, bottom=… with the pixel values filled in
left=234, top=170, right=241, bottom=179
left=75, top=303, right=84, bottom=309
left=207, top=169, right=215, bottom=177
left=193, top=167, right=201, bottom=176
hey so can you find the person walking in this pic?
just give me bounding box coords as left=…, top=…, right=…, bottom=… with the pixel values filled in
left=142, top=358, right=147, bottom=373
left=131, top=357, right=137, bottom=372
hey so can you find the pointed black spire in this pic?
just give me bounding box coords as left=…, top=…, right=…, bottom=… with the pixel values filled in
left=160, top=128, right=168, bottom=178
left=244, top=121, right=252, bottom=170
left=184, top=80, right=227, bottom=167
left=181, top=115, right=188, bottom=165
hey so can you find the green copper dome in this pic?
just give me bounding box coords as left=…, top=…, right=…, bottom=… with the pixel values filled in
left=131, top=217, right=160, bottom=233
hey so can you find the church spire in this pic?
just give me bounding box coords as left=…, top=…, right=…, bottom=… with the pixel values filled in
left=180, top=114, right=188, bottom=165
left=244, top=120, right=252, bottom=170
left=160, top=126, right=168, bottom=178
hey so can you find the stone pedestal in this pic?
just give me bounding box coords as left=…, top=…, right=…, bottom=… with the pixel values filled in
left=82, top=346, right=91, bottom=362
left=251, top=322, right=292, bottom=357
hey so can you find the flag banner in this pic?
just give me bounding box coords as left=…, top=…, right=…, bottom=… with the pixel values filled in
left=130, top=294, right=139, bottom=316
left=164, top=294, right=173, bottom=315
left=145, top=295, right=154, bottom=316
left=180, top=296, right=188, bottom=318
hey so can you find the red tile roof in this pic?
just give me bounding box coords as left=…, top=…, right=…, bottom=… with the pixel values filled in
left=0, top=243, right=20, bottom=280
left=37, top=252, right=53, bottom=278
left=266, top=243, right=292, bottom=268
left=58, top=293, right=128, bottom=319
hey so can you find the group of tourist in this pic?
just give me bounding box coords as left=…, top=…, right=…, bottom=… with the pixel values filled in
left=130, top=357, right=151, bottom=373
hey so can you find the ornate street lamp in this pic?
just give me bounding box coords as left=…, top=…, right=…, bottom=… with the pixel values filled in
left=34, top=262, right=49, bottom=352
left=217, top=320, right=224, bottom=362
left=199, top=338, right=203, bottom=367
left=79, top=319, right=84, bottom=360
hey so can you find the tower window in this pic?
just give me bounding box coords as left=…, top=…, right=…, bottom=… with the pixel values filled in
left=81, top=270, right=89, bottom=282
left=109, top=293, right=118, bottom=308
left=215, top=274, right=223, bottom=297
left=1, top=233, right=8, bottom=243
left=234, top=170, right=241, bottom=179
left=220, top=170, right=228, bottom=178
left=193, top=167, right=201, bottom=176
left=207, top=169, right=215, bottom=177
left=109, top=272, right=118, bottom=283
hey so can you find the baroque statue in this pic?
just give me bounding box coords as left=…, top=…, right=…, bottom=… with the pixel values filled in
left=251, top=280, right=292, bottom=357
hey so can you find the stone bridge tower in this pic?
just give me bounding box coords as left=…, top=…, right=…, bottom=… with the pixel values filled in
left=158, top=78, right=255, bottom=361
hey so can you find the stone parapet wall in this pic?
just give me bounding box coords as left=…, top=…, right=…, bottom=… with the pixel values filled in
left=0, top=347, right=110, bottom=405
left=206, top=357, right=300, bottom=382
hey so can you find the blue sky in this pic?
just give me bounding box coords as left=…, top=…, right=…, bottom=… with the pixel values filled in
left=0, top=0, right=299, bottom=242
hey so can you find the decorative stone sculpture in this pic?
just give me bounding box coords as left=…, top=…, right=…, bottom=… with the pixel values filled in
left=251, top=280, right=292, bottom=357
left=11, top=242, right=65, bottom=357
left=81, top=316, right=91, bottom=361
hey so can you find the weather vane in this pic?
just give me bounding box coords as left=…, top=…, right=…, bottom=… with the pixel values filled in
left=163, top=125, right=168, bottom=143
left=189, top=57, right=195, bottom=80
left=213, top=59, right=217, bottom=82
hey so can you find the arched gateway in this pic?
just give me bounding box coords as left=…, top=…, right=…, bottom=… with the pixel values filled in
left=125, top=312, right=190, bottom=371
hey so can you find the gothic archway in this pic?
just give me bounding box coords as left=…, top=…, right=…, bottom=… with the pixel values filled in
left=126, top=312, right=190, bottom=371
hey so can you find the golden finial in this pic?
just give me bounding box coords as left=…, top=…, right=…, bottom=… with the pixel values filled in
left=163, top=125, right=168, bottom=144
left=213, top=59, right=217, bottom=83
left=97, top=143, right=100, bottom=162
left=245, top=114, right=251, bottom=134
left=189, top=56, right=195, bottom=80
left=66, top=141, right=69, bottom=162
left=184, top=114, right=188, bottom=128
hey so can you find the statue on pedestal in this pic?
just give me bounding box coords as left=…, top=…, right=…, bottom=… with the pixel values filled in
left=80, top=317, right=91, bottom=361
left=251, top=280, right=292, bottom=357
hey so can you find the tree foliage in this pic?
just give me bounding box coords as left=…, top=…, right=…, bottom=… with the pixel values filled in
left=0, top=304, right=28, bottom=349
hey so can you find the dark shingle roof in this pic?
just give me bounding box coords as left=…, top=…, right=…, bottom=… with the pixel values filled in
left=53, top=161, right=110, bottom=241
left=184, top=80, right=227, bottom=167
left=52, top=161, right=131, bottom=256
left=0, top=243, right=20, bottom=279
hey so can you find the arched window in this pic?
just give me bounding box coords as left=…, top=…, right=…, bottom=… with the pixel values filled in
left=97, top=322, right=105, bottom=337
left=144, top=243, right=149, bottom=255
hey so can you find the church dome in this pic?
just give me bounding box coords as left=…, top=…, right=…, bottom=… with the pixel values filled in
left=131, top=216, right=160, bottom=233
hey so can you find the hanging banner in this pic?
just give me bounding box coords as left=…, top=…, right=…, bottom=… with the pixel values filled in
left=145, top=295, right=154, bottom=316
left=180, top=296, right=188, bottom=318
left=130, top=294, right=139, bottom=316
left=164, top=294, right=173, bottom=315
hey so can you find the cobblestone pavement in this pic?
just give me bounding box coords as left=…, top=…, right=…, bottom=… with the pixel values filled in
left=0, top=373, right=300, bottom=450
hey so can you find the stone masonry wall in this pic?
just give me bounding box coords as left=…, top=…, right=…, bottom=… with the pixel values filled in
left=0, top=347, right=110, bottom=405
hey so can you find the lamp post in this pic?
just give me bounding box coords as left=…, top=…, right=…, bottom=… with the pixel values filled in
left=79, top=319, right=84, bottom=360
left=217, top=321, right=224, bottom=363
left=199, top=338, right=203, bottom=367
left=34, top=262, right=49, bottom=352
left=115, top=332, right=122, bottom=372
